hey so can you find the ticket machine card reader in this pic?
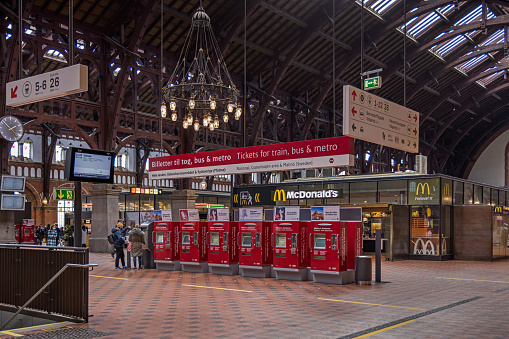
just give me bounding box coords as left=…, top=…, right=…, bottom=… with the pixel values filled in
left=223, top=232, right=228, bottom=252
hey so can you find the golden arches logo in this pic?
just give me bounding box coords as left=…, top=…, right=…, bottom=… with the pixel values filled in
left=273, top=189, right=286, bottom=201
left=233, top=194, right=239, bottom=204
left=255, top=193, right=260, bottom=203
left=494, top=205, right=503, bottom=214
left=416, top=183, right=430, bottom=196
left=443, top=183, right=451, bottom=196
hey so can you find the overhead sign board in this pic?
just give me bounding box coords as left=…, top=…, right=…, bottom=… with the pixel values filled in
left=6, top=64, right=88, bottom=107
left=363, top=76, right=382, bottom=90
left=149, top=136, right=354, bottom=180
left=343, top=85, right=419, bottom=153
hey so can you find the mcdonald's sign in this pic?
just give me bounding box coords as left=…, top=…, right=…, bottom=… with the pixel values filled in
left=442, top=179, right=452, bottom=205
left=273, top=189, right=286, bottom=201
left=409, top=178, right=439, bottom=205
left=494, top=205, right=504, bottom=214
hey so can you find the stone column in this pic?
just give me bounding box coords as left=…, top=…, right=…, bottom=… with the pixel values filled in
left=90, top=183, right=122, bottom=253
left=170, top=190, right=198, bottom=221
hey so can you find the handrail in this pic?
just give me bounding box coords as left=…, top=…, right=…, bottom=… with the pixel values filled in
left=0, top=243, right=88, bottom=250
left=0, top=263, right=98, bottom=331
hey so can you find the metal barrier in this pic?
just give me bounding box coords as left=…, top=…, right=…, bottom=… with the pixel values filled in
left=0, top=244, right=94, bottom=324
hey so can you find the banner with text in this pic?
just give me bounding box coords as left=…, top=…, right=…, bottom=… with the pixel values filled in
left=179, top=209, right=200, bottom=221
left=239, top=207, right=264, bottom=221
left=208, top=208, right=230, bottom=221
left=149, top=137, right=354, bottom=180
left=274, top=206, right=300, bottom=221
left=311, top=206, right=340, bottom=221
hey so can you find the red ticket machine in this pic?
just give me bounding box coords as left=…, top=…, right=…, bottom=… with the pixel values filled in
left=344, top=221, right=363, bottom=270
left=14, top=224, right=35, bottom=244
left=272, top=221, right=309, bottom=281
left=180, top=221, right=208, bottom=273
left=309, top=221, right=352, bottom=284
left=154, top=221, right=180, bottom=271
left=207, top=221, right=239, bottom=275
left=239, top=221, right=273, bottom=278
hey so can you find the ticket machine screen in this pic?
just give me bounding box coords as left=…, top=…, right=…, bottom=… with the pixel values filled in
left=182, top=232, right=190, bottom=244
left=242, top=233, right=251, bottom=247
left=276, top=234, right=286, bottom=248
left=155, top=232, right=164, bottom=244
left=314, top=234, right=326, bottom=249
left=210, top=232, right=220, bottom=246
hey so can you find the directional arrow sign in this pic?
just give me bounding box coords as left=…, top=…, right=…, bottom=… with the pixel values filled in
left=56, top=189, right=74, bottom=200
left=343, top=85, right=419, bottom=153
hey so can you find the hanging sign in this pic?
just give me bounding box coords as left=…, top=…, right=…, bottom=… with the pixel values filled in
left=149, top=136, right=354, bottom=180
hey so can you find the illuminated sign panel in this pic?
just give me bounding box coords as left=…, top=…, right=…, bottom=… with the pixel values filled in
left=408, top=178, right=440, bottom=205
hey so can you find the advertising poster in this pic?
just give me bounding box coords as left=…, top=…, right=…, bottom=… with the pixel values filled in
left=311, top=206, right=340, bottom=221
left=208, top=208, right=229, bottom=221
left=274, top=206, right=300, bottom=221
left=180, top=209, right=199, bottom=221
left=140, top=210, right=155, bottom=223
left=125, top=212, right=139, bottom=228
left=154, top=210, right=172, bottom=221
left=239, top=207, right=263, bottom=221
left=23, top=219, right=34, bottom=226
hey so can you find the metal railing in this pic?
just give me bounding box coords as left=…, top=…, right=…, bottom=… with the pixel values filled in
left=0, top=244, right=94, bottom=325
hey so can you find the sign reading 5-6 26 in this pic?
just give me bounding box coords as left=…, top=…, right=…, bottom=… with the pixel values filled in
left=6, top=64, right=88, bottom=107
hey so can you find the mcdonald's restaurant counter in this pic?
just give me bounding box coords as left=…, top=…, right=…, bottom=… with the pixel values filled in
left=232, top=173, right=509, bottom=261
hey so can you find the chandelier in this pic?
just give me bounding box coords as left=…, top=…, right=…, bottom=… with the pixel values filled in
left=161, top=7, right=242, bottom=131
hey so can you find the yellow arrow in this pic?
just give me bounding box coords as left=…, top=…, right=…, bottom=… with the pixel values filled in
left=57, top=191, right=64, bottom=199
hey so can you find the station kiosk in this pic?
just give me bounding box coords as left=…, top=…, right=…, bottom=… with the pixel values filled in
left=207, top=208, right=239, bottom=275
left=153, top=210, right=180, bottom=271
left=238, top=207, right=273, bottom=278
left=14, top=223, right=35, bottom=244
left=308, top=206, right=353, bottom=284
left=272, top=207, right=309, bottom=281
left=179, top=209, right=208, bottom=273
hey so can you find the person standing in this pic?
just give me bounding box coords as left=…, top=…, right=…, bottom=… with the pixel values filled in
left=111, top=222, right=129, bottom=270
left=46, top=224, right=58, bottom=247
left=82, top=225, right=88, bottom=247
left=128, top=224, right=145, bottom=269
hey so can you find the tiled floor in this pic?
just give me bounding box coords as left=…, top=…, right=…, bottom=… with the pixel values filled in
left=2, top=253, right=509, bottom=338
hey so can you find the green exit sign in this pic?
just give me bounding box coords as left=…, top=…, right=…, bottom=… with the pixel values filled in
left=56, top=189, right=74, bottom=200
left=364, top=76, right=382, bottom=90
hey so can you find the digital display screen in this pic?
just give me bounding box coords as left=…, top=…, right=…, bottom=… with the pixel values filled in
left=276, top=234, right=286, bottom=248
left=1, top=194, right=25, bottom=210
left=340, top=207, right=363, bottom=222
left=242, top=234, right=251, bottom=247
left=1, top=175, right=25, bottom=192
left=314, top=234, right=326, bottom=249
left=155, top=232, right=164, bottom=244
left=210, top=232, right=220, bottom=246
left=65, top=147, right=115, bottom=183
left=182, top=232, right=190, bottom=244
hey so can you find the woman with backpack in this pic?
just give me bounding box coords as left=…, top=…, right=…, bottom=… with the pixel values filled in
left=128, top=224, right=145, bottom=269
left=111, top=222, right=129, bottom=269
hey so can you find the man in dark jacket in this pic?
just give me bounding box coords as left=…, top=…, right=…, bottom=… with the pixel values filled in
left=112, top=222, right=129, bottom=269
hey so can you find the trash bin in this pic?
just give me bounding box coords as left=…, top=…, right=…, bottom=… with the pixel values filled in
left=355, top=256, right=372, bottom=285
left=142, top=249, right=155, bottom=269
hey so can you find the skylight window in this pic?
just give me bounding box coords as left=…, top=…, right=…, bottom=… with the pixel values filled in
left=369, top=0, right=399, bottom=14
left=460, top=54, right=488, bottom=72
left=113, top=67, right=121, bottom=76
left=44, top=49, right=66, bottom=63
left=403, top=4, right=455, bottom=38
left=479, top=29, right=504, bottom=47
left=436, top=35, right=467, bottom=55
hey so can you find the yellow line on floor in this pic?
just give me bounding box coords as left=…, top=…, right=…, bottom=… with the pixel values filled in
left=0, top=321, right=71, bottom=335
left=0, top=330, right=24, bottom=337
left=353, top=320, right=415, bottom=338
left=90, top=274, right=128, bottom=280
left=318, top=298, right=425, bottom=310
left=436, top=277, right=509, bottom=284
left=182, top=284, right=252, bottom=293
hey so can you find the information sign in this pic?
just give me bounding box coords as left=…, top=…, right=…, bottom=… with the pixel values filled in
left=6, top=64, right=88, bottom=107
left=56, top=189, right=74, bottom=200
left=363, top=76, right=382, bottom=90
left=343, top=85, right=419, bottom=153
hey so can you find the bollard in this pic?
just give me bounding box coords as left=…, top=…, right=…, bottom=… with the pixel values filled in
left=355, top=256, right=372, bottom=285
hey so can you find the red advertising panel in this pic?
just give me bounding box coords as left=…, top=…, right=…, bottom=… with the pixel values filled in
left=180, top=221, right=208, bottom=263
left=208, top=221, right=239, bottom=265
left=346, top=222, right=363, bottom=270
left=149, top=136, right=354, bottom=180
left=154, top=221, right=179, bottom=262
left=272, top=221, right=308, bottom=269
left=238, top=221, right=272, bottom=267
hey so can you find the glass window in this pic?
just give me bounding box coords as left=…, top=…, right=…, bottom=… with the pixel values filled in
left=125, top=194, right=139, bottom=211
left=55, top=145, right=66, bottom=162
left=474, top=185, right=482, bottom=204
left=210, top=232, right=219, bottom=246
left=156, top=194, right=172, bottom=210
left=378, top=180, right=406, bottom=204
left=453, top=181, right=463, bottom=205
left=10, top=141, right=19, bottom=157
left=140, top=194, right=154, bottom=211
left=499, top=190, right=504, bottom=207
left=464, top=183, right=473, bottom=205
left=350, top=181, right=377, bottom=204
left=325, top=182, right=349, bottom=204
left=410, top=205, right=440, bottom=256
left=118, top=195, right=126, bottom=212
left=483, top=187, right=491, bottom=205
left=491, top=189, right=499, bottom=205
left=22, top=140, right=32, bottom=159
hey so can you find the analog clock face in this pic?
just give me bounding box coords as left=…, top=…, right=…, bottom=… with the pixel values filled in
left=0, top=116, right=24, bottom=142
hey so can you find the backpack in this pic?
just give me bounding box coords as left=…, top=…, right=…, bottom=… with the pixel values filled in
left=107, top=233, right=115, bottom=244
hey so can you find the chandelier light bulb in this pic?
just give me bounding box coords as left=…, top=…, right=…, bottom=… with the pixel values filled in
left=214, top=116, right=219, bottom=128
left=203, top=116, right=209, bottom=126
left=183, top=120, right=189, bottom=129
left=189, top=98, right=195, bottom=109
left=160, top=102, right=167, bottom=118
left=170, top=100, right=176, bottom=111
left=236, top=107, right=242, bottom=116
left=200, top=180, right=207, bottom=190
left=187, top=113, right=193, bottom=124
left=209, top=123, right=215, bottom=131
left=210, top=100, right=216, bottom=110
left=194, top=119, right=200, bottom=131
left=227, top=103, right=234, bottom=113
left=223, top=112, right=229, bottom=122
left=171, top=111, right=177, bottom=121
left=208, top=113, right=212, bottom=122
